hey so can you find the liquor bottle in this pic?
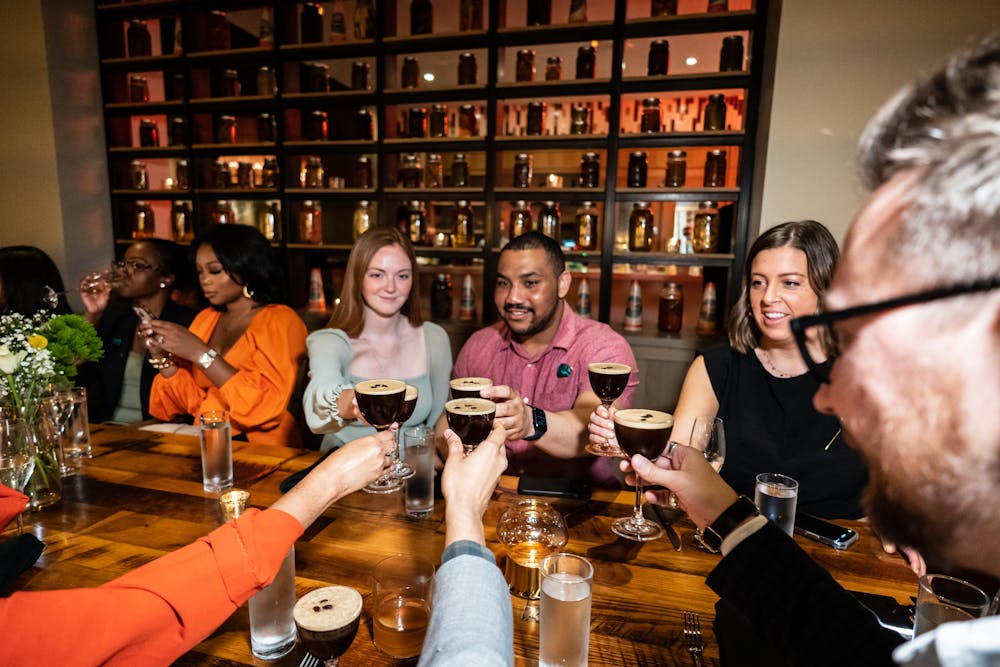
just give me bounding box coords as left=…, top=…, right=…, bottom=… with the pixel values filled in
left=538, top=201, right=559, bottom=240
left=299, top=200, right=322, bottom=244
left=453, top=201, right=476, bottom=247
left=696, top=282, right=718, bottom=335
left=458, top=274, right=476, bottom=321
left=431, top=274, right=453, bottom=319
left=308, top=268, right=326, bottom=311
left=171, top=201, right=192, bottom=242
left=623, top=280, right=643, bottom=331
left=406, top=201, right=427, bottom=245
left=575, top=202, right=598, bottom=251
left=576, top=279, right=591, bottom=318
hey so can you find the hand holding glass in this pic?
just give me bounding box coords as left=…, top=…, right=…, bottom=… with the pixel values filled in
left=444, top=398, right=495, bottom=454
left=585, top=362, right=631, bottom=457
left=611, top=409, right=673, bottom=541
left=688, top=417, right=726, bottom=549
left=355, top=379, right=406, bottom=494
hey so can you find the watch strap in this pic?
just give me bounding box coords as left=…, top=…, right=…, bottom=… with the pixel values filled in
left=523, top=406, right=547, bottom=441
left=197, top=348, right=219, bottom=370
left=701, top=495, right=759, bottom=552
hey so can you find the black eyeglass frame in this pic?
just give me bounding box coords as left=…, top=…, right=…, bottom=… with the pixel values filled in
left=790, top=277, right=1000, bottom=383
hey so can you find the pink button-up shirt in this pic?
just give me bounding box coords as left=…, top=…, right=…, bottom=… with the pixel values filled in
left=453, top=302, right=638, bottom=485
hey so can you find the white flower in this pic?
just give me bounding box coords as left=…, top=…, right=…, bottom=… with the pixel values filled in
left=0, top=344, right=27, bottom=375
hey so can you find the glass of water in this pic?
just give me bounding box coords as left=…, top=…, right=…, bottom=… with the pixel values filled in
left=198, top=410, right=233, bottom=493
left=403, top=426, right=434, bottom=518
left=539, top=553, right=593, bottom=667
left=755, top=472, right=798, bottom=536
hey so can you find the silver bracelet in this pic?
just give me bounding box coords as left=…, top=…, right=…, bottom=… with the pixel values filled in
left=197, top=348, right=219, bottom=370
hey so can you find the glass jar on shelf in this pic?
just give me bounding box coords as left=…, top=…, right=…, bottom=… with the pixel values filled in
left=301, top=3, right=323, bottom=43
left=216, top=115, right=236, bottom=144
left=513, top=153, right=532, bottom=188
left=648, top=40, right=669, bottom=76
left=405, top=200, right=427, bottom=245
left=401, top=57, right=420, bottom=89
left=299, top=200, right=323, bottom=244
left=704, top=150, right=727, bottom=187
left=458, top=104, right=478, bottom=137
left=526, top=102, right=546, bottom=136
left=237, top=162, right=253, bottom=189
left=460, top=0, right=483, bottom=30
left=129, top=75, right=149, bottom=103
left=138, top=119, right=159, bottom=147
left=452, top=154, right=469, bottom=187
left=665, top=150, right=687, bottom=188
left=411, top=0, right=433, bottom=35
left=538, top=201, right=560, bottom=240
left=220, top=69, right=241, bottom=98
left=658, top=283, right=684, bottom=333
left=641, top=98, right=661, bottom=133
left=301, top=156, right=324, bottom=188
left=576, top=45, right=596, bottom=79
left=516, top=50, right=535, bottom=82
left=207, top=10, right=230, bottom=50
left=508, top=201, right=532, bottom=242
left=570, top=106, right=590, bottom=135
left=354, top=0, right=374, bottom=38
left=628, top=201, right=654, bottom=252
left=429, top=104, right=448, bottom=137
left=127, top=20, right=152, bottom=58
left=693, top=201, right=720, bottom=253
left=305, top=110, right=328, bottom=141
left=129, top=160, right=148, bottom=190
left=212, top=200, right=236, bottom=225
left=458, top=53, right=477, bottom=86
left=579, top=152, right=600, bottom=188
left=257, top=113, right=276, bottom=142
left=704, top=95, right=727, bottom=131
left=627, top=151, right=648, bottom=188
left=133, top=201, right=155, bottom=238
left=353, top=200, right=373, bottom=240
left=399, top=154, right=423, bottom=188
left=545, top=56, right=562, bottom=81
left=356, top=109, right=374, bottom=140
left=171, top=201, right=193, bottom=242
left=407, top=107, right=427, bottom=138
left=168, top=117, right=186, bottom=147
left=354, top=156, right=373, bottom=189
left=261, top=158, right=278, bottom=188
left=720, top=35, right=744, bottom=72
left=351, top=62, right=370, bottom=90
left=257, top=201, right=279, bottom=241
left=425, top=154, right=444, bottom=188
left=575, top=202, right=598, bottom=251
left=257, top=66, right=276, bottom=96
left=214, top=160, right=231, bottom=188
left=175, top=159, right=190, bottom=190
left=453, top=201, right=475, bottom=248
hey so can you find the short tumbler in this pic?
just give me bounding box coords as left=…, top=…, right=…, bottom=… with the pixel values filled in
left=755, top=472, right=798, bottom=536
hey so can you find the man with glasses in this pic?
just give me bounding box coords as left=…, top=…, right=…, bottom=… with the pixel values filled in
left=627, top=34, right=1000, bottom=665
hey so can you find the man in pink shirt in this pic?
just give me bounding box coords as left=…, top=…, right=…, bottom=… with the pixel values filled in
left=445, top=232, right=638, bottom=486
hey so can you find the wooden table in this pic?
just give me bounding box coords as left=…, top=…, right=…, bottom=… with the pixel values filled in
left=15, top=425, right=917, bottom=666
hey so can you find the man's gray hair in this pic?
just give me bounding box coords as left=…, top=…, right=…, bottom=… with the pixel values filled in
left=858, top=32, right=1000, bottom=287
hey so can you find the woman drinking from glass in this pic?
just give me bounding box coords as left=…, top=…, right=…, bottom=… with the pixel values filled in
left=80, top=239, right=196, bottom=424
left=146, top=225, right=307, bottom=446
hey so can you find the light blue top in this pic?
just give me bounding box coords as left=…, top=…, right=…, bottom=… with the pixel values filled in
left=302, top=322, right=452, bottom=451
left=418, top=541, right=514, bottom=667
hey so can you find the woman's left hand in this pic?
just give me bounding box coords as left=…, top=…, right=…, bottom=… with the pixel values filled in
left=146, top=320, right=211, bottom=363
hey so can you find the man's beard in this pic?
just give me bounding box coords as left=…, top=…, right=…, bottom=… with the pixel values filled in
left=503, top=301, right=559, bottom=341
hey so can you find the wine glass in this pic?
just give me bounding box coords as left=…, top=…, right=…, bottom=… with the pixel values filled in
left=0, top=418, right=36, bottom=535
left=585, top=362, right=631, bottom=457
left=687, top=417, right=726, bottom=550
left=444, top=398, right=496, bottom=455
left=354, top=379, right=406, bottom=494
left=611, top=409, right=673, bottom=542
left=41, top=267, right=119, bottom=309
left=389, top=385, right=418, bottom=480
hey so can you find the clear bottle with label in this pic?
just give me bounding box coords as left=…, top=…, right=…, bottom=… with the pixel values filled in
left=329, top=0, right=347, bottom=41
left=693, top=201, right=720, bottom=253
left=299, top=200, right=323, bottom=244
left=628, top=202, right=654, bottom=251
left=353, top=200, right=373, bottom=240
left=354, top=0, right=374, bottom=38
left=576, top=279, right=591, bottom=318
left=453, top=200, right=475, bottom=247
left=538, top=201, right=560, bottom=239
left=657, top=283, right=683, bottom=333
left=575, top=202, right=598, bottom=251
left=696, top=282, right=719, bottom=335
left=431, top=273, right=452, bottom=319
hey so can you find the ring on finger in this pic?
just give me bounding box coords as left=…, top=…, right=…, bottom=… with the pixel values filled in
left=155, top=334, right=165, bottom=345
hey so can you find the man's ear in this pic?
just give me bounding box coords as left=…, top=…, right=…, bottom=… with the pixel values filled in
left=557, top=270, right=572, bottom=299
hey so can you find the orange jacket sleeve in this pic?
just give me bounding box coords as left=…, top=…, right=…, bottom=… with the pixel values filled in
left=0, top=484, right=27, bottom=530
left=0, top=508, right=303, bottom=667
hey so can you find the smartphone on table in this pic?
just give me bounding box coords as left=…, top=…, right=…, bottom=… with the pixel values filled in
left=794, top=512, right=858, bottom=550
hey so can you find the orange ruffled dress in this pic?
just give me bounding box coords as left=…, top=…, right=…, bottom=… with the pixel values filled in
left=149, top=304, right=307, bottom=446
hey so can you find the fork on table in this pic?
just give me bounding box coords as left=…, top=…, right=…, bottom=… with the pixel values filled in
left=298, top=653, right=319, bottom=667
left=682, top=610, right=705, bottom=667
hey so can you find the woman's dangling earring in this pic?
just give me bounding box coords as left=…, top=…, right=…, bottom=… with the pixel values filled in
left=243, top=285, right=254, bottom=299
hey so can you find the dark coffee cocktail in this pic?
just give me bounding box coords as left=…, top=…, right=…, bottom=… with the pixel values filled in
left=354, top=379, right=406, bottom=431
left=399, top=384, right=418, bottom=423
left=445, top=398, right=495, bottom=452
left=293, top=585, right=363, bottom=665
left=449, top=376, right=492, bottom=399
left=587, top=362, right=631, bottom=404
left=613, top=409, right=673, bottom=460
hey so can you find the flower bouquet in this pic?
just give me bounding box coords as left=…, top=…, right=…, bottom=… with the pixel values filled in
left=0, top=312, right=102, bottom=508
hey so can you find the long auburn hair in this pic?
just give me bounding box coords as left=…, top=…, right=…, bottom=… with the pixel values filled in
left=728, top=220, right=839, bottom=354
left=327, top=227, right=423, bottom=337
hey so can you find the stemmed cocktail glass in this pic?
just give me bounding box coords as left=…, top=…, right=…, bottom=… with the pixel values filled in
left=355, top=379, right=406, bottom=494
left=388, top=385, right=418, bottom=480
left=585, top=362, right=631, bottom=457
left=687, top=417, right=726, bottom=550
left=611, top=408, right=673, bottom=542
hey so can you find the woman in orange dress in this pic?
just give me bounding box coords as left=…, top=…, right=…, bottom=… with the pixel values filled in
left=145, top=225, right=307, bottom=446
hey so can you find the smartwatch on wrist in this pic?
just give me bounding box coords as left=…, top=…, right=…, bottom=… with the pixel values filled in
left=522, top=406, right=547, bottom=441
left=700, top=495, right=759, bottom=552
left=197, top=348, right=219, bottom=370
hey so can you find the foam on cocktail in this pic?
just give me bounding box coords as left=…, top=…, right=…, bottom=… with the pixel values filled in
left=294, top=586, right=363, bottom=632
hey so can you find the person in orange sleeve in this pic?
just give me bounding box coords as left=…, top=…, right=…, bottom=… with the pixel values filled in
left=145, top=224, right=307, bottom=446
left=0, top=430, right=395, bottom=666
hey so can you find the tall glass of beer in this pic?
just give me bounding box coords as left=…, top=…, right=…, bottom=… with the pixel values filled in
left=611, top=408, right=672, bottom=541
left=444, top=397, right=495, bottom=454
left=449, top=376, right=492, bottom=399
left=584, top=362, right=631, bottom=457
left=355, top=378, right=406, bottom=494
left=294, top=585, right=363, bottom=666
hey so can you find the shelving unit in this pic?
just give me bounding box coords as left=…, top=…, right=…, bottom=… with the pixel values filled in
left=93, top=0, right=777, bottom=408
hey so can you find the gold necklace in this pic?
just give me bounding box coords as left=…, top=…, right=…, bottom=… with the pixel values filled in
left=759, top=348, right=793, bottom=378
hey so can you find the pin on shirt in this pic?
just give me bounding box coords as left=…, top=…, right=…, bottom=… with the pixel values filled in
left=557, top=363, right=572, bottom=378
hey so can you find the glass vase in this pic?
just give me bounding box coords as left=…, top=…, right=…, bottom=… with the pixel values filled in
left=25, top=412, right=62, bottom=510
